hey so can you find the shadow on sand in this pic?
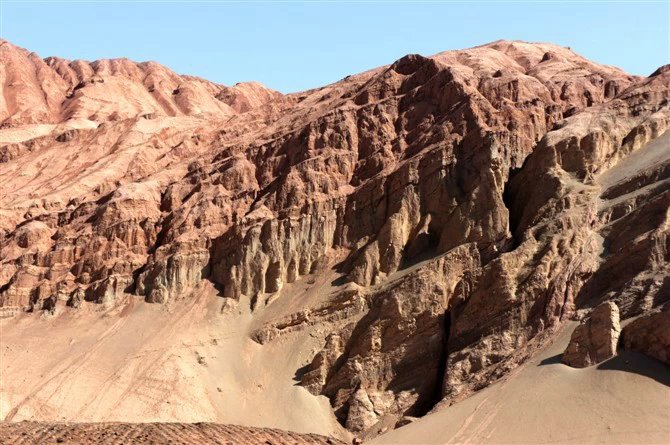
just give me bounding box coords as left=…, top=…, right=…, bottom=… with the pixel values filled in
left=538, top=351, right=670, bottom=387
left=538, top=353, right=563, bottom=366
left=596, top=351, right=670, bottom=387
left=293, top=363, right=311, bottom=385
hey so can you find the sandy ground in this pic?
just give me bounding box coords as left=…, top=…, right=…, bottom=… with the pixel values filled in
left=0, top=283, right=348, bottom=440
left=372, top=323, right=670, bottom=444
left=598, top=130, right=670, bottom=188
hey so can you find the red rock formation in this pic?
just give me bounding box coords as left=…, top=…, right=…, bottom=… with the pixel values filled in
left=1, top=39, right=668, bottom=439
left=0, top=39, right=282, bottom=126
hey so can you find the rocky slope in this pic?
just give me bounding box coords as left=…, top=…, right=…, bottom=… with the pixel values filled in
left=1, top=39, right=668, bottom=441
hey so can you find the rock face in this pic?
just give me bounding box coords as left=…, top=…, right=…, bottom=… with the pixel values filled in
left=563, top=302, right=621, bottom=367
left=1, top=39, right=669, bottom=439
left=621, top=304, right=670, bottom=365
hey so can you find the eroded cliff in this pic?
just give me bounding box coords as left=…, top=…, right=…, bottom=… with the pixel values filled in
left=1, top=39, right=668, bottom=439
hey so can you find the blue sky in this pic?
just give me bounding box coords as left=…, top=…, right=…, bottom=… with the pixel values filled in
left=1, top=1, right=668, bottom=92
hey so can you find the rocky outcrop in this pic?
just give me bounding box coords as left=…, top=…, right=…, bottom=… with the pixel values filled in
left=563, top=302, right=621, bottom=367
left=301, top=244, right=480, bottom=431
left=621, top=303, right=670, bottom=365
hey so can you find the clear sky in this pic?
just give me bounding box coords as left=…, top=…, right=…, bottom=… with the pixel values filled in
left=1, top=1, right=668, bottom=93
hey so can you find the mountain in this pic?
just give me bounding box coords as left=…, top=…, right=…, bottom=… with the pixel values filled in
left=1, top=39, right=668, bottom=444
left=0, top=39, right=281, bottom=125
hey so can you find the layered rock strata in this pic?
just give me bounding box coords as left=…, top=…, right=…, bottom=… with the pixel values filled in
left=1, top=39, right=669, bottom=438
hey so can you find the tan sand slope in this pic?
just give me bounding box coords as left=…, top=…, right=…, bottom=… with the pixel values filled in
left=0, top=282, right=349, bottom=441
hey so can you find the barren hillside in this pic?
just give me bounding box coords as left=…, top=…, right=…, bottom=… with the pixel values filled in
left=1, top=39, right=668, bottom=444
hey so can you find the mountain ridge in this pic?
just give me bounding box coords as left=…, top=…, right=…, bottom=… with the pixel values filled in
left=1, top=38, right=668, bottom=443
